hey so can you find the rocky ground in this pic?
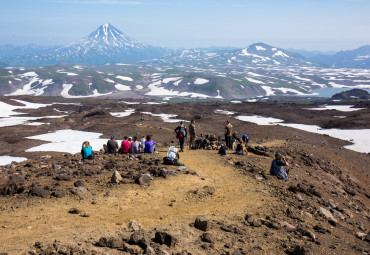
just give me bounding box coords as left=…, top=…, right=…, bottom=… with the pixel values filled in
left=0, top=96, right=369, bottom=254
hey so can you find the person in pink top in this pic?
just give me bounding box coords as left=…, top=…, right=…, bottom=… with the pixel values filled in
left=121, top=136, right=130, bottom=154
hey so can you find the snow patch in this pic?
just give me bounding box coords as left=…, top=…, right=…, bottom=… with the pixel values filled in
left=110, top=109, right=135, bottom=117
left=194, top=78, right=209, bottom=85
left=116, top=76, right=133, bottom=82
left=26, top=129, right=111, bottom=154
left=115, top=84, right=131, bottom=91
left=236, top=115, right=370, bottom=153
left=0, top=156, right=27, bottom=166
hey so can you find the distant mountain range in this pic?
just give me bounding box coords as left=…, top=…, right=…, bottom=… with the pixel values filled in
left=0, top=24, right=369, bottom=69
left=309, top=45, right=370, bottom=68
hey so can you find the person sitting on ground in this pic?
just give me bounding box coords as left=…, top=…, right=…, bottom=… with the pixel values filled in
left=144, top=135, right=156, bottom=153
left=121, top=136, right=131, bottom=154
left=163, top=141, right=182, bottom=166
left=235, top=141, right=248, bottom=155
left=270, top=152, right=289, bottom=181
left=242, top=132, right=249, bottom=143
left=104, top=135, right=119, bottom=154
left=81, top=141, right=94, bottom=160
left=140, top=135, right=146, bottom=152
left=131, top=136, right=140, bottom=154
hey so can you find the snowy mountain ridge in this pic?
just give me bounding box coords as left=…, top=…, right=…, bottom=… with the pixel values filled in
left=57, top=23, right=145, bottom=55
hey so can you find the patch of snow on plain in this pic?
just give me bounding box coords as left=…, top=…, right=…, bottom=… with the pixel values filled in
left=136, top=85, right=143, bottom=90
left=141, top=112, right=184, bottom=123
left=214, top=109, right=236, bottom=115
left=116, top=76, right=133, bottom=82
left=115, top=84, right=131, bottom=91
left=26, top=129, right=111, bottom=154
left=173, top=79, right=182, bottom=86
left=261, top=86, right=275, bottom=96
left=0, top=156, right=27, bottom=166
left=110, top=109, right=135, bottom=117
left=246, top=77, right=265, bottom=84
left=194, top=78, right=209, bottom=85
left=104, top=78, right=115, bottom=83
left=248, top=72, right=264, bottom=77
left=274, top=88, right=312, bottom=95
left=236, top=115, right=370, bottom=153
left=163, top=77, right=182, bottom=84
left=305, top=105, right=365, bottom=112
left=61, top=84, right=112, bottom=98
left=231, top=101, right=242, bottom=104
left=20, top=72, right=37, bottom=77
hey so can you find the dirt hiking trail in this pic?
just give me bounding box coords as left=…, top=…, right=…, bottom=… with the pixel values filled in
left=0, top=149, right=276, bottom=254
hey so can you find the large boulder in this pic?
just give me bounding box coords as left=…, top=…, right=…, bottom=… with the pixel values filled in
left=129, top=230, right=151, bottom=249
left=0, top=174, right=26, bottom=195
left=111, top=171, right=123, bottom=184
left=194, top=216, right=210, bottom=231
left=135, top=174, right=152, bottom=186
left=154, top=231, right=178, bottom=247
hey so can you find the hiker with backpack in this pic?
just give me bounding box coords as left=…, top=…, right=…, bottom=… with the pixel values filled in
left=81, top=141, right=94, bottom=160
left=163, top=141, right=182, bottom=166
left=242, top=133, right=249, bottom=143
left=174, top=121, right=187, bottom=152
left=188, top=120, right=196, bottom=149
left=270, top=152, right=289, bottom=181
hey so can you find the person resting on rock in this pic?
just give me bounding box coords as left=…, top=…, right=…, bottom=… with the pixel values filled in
left=163, top=141, right=182, bottom=166
left=144, top=135, right=156, bottom=153
left=81, top=141, right=94, bottom=160
left=103, top=135, right=119, bottom=154
left=235, top=141, right=248, bottom=155
left=270, top=152, right=289, bottom=181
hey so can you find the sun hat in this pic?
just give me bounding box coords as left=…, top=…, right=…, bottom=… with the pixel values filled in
left=275, top=152, right=282, bottom=158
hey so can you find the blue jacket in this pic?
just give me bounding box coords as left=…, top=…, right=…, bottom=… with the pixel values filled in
left=270, top=159, right=288, bottom=181
left=82, top=146, right=92, bottom=159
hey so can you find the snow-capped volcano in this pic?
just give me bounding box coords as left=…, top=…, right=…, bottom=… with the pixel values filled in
left=60, top=23, right=145, bottom=52
left=53, top=23, right=165, bottom=64
left=2, top=23, right=168, bottom=66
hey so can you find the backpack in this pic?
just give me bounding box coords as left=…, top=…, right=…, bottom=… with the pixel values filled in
left=242, top=133, right=248, bottom=143
left=218, top=145, right=227, bottom=155
left=177, top=126, right=186, bottom=138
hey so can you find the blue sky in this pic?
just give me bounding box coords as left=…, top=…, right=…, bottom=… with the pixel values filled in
left=0, top=0, right=369, bottom=51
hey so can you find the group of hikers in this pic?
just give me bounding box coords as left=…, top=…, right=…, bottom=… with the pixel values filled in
left=80, top=119, right=290, bottom=181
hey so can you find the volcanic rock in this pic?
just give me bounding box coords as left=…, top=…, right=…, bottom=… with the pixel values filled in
left=154, top=231, right=178, bottom=247
left=194, top=216, right=210, bottom=231
left=111, top=170, right=123, bottom=184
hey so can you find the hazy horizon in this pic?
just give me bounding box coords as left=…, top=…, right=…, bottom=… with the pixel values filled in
left=1, top=0, right=370, bottom=51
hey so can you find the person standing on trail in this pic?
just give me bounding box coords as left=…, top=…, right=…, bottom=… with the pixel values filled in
left=188, top=119, right=196, bottom=149
left=174, top=121, right=187, bottom=152
left=224, top=120, right=233, bottom=150
left=270, top=152, right=289, bottom=181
